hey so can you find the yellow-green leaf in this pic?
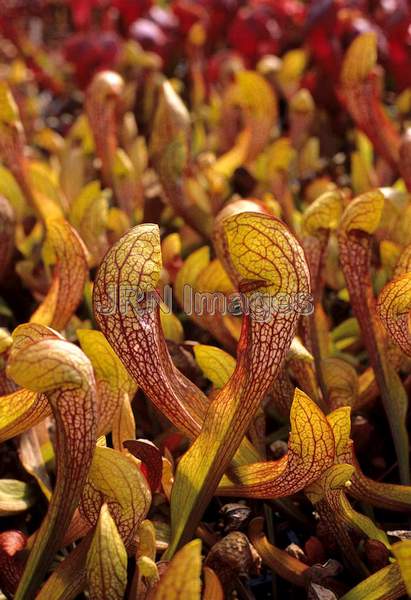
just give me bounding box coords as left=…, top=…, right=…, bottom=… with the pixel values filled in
left=193, top=344, right=236, bottom=388
left=69, top=180, right=109, bottom=265
left=341, top=562, right=404, bottom=600
left=27, top=161, right=65, bottom=219
left=77, top=329, right=136, bottom=436
left=0, top=479, right=35, bottom=515
left=0, top=388, right=50, bottom=443
left=86, top=503, right=127, bottom=600
left=0, top=164, right=28, bottom=219
left=80, top=446, right=151, bottom=547
left=153, top=539, right=202, bottom=600
left=222, top=71, right=277, bottom=161
left=340, top=32, right=377, bottom=87
left=391, top=540, right=411, bottom=596
left=160, top=308, right=184, bottom=343
left=174, top=246, right=210, bottom=308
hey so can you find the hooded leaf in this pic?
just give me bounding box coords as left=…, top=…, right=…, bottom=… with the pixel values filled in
left=301, top=189, right=343, bottom=402
left=377, top=272, right=411, bottom=356
left=93, top=224, right=205, bottom=437
left=340, top=33, right=400, bottom=168
left=338, top=190, right=409, bottom=484
left=37, top=446, right=151, bottom=600
left=7, top=323, right=97, bottom=600
left=150, top=81, right=212, bottom=236
left=30, top=218, right=88, bottom=331
left=222, top=71, right=277, bottom=161
left=93, top=223, right=258, bottom=465
left=166, top=208, right=310, bottom=555
left=85, top=71, right=124, bottom=185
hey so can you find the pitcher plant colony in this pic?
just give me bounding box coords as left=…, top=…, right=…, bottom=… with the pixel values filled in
left=1, top=1, right=411, bottom=599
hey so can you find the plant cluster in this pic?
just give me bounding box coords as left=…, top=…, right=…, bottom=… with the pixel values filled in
left=0, top=1, right=411, bottom=599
